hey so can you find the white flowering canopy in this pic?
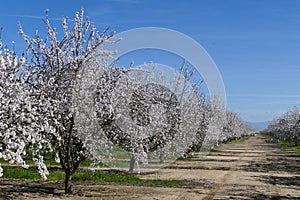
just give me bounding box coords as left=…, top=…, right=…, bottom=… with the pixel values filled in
left=0, top=42, right=55, bottom=179
left=73, top=57, right=209, bottom=172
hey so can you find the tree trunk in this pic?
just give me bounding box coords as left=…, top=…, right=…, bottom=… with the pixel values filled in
left=58, top=116, right=87, bottom=194
left=159, top=150, right=164, bottom=164
left=65, top=169, right=72, bottom=194
left=64, top=116, right=74, bottom=194
left=129, top=155, right=135, bottom=173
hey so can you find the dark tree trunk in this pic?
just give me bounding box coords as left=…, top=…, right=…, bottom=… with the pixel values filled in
left=64, top=117, right=74, bottom=194
left=65, top=169, right=72, bottom=194
left=129, top=155, right=135, bottom=173
left=58, top=116, right=85, bottom=194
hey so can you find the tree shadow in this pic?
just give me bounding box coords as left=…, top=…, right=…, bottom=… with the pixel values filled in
left=238, top=155, right=300, bottom=174
left=254, top=175, right=300, bottom=187
left=249, top=194, right=299, bottom=200
left=0, top=179, right=63, bottom=200
left=240, top=162, right=300, bottom=173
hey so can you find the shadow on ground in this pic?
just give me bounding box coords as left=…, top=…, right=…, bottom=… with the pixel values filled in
left=239, top=155, right=300, bottom=174
left=249, top=194, right=299, bottom=200
left=0, top=180, right=63, bottom=200
left=254, top=175, right=300, bottom=187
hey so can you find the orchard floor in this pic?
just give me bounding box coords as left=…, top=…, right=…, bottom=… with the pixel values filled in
left=1, top=134, right=300, bottom=200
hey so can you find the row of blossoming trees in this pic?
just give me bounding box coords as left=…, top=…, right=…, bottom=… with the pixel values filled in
left=262, top=106, right=300, bottom=146
left=0, top=9, right=256, bottom=194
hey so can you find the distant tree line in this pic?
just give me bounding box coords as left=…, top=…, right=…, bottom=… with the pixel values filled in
left=262, top=106, right=300, bottom=145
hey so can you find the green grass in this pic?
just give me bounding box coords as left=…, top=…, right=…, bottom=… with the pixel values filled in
left=210, top=148, right=222, bottom=152
left=72, top=170, right=141, bottom=183
left=48, top=170, right=65, bottom=180
left=262, top=134, right=300, bottom=148
left=279, top=140, right=297, bottom=147
left=262, top=134, right=274, bottom=139
left=199, top=148, right=223, bottom=152
left=281, top=151, right=290, bottom=155
left=0, top=158, right=8, bottom=164
left=295, top=146, right=300, bottom=156
left=72, top=170, right=184, bottom=186
left=176, top=156, right=192, bottom=161
left=262, top=134, right=300, bottom=155
left=1, top=166, right=43, bottom=180
left=282, top=146, right=300, bottom=156
left=0, top=166, right=186, bottom=186
left=277, top=138, right=300, bottom=156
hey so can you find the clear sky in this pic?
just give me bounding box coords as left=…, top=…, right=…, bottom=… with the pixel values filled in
left=1, top=0, right=300, bottom=123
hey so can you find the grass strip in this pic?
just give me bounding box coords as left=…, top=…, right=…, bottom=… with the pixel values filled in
left=0, top=166, right=185, bottom=186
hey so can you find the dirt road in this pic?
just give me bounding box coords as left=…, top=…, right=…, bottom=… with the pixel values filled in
left=1, top=134, right=300, bottom=199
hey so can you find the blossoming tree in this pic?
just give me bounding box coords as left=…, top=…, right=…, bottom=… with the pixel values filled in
left=263, top=106, right=300, bottom=145
left=17, top=8, right=116, bottom=194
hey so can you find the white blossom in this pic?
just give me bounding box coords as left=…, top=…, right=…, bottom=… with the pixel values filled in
left=264, top=106, right=300, bottom=144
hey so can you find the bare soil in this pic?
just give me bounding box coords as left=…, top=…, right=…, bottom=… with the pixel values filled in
left=1, top=134, right=300, bottom=200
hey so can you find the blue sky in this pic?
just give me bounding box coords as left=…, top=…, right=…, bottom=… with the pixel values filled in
left=1, top=0, right=300, bottom=122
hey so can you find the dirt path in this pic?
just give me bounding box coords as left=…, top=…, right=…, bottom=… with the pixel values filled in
left=139, top=134, right=300, bottom=199
left=1, top=134, right=300, bottom=200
